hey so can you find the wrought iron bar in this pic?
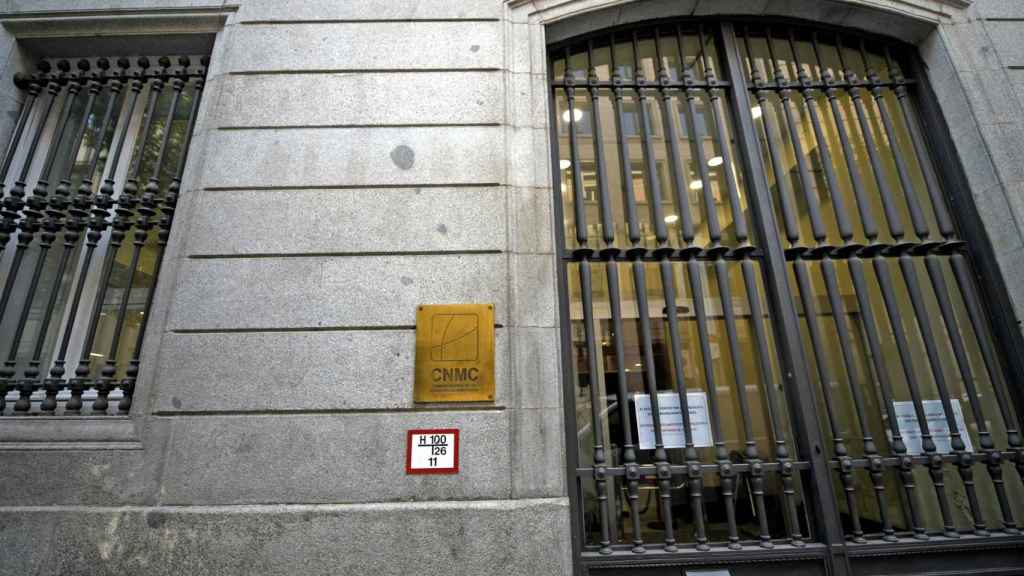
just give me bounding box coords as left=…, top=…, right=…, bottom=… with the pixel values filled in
left=610, top=35, right=641, bottom=246
left=847, top=255, right=908, bottom=541
left=743, top=27, right=800, bottom=247
left=682, top=34, right=721, bottom=250
left=788, top=29, right=856, bottom=246
left=819, top=258, right=882, bottom=542
left=564, top=47, right=588, bottom=247
left=0, top=69, right=45, bottom=259
left=98, top=59, right=179, bottom=413
left=580, top=258, right=612, bottom=554
left=634, top=32, right=668, bottom=247
left=715, top=258, right=771, bottom=547
left=883, top=47, right=955, bottom=239
left=65, top=60, right=150, bottom=413
left=0, top=72, right=60, bottom=332
left=43, top=60, right=131, bottom=413
left=835, top=34, right=905, bottom=244
left=949, top=252, right=1023, bottom=532
left=89, top=63, right=166, bottom=413
left=607, top=260, right=643, bottom=551
left=9, top=65, right=98, bottom=412
left=872, top=257, right=946, bottom=539
left=811, top=32, right=878, bottom=243
left=586, top=43, right=614, bottom=247
left=767, top=27, right=827, bottom=248
left=859, top=41, right=930, bottom=242
left=924, top=252, right=996, bottom=534
left=741, top=255, right=803, bottom=546
left=699, top=25, right=748, bottom=246
left=792, top=258, right=864, bottom=541
left=658, top=259, right=705, bottom=548
left=896, top=253, right=981, bottom=536
left=686, top=259, right=727, bottom=549
left=723, top=21, right=842, bottom=553
left=658, top=27, right=695, bottom=247
left=632, top=259, right=677, bottom=550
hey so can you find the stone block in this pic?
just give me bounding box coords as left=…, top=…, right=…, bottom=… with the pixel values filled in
left=693, top=0, right=769, bottom=15
left=972, top=183, right=1024, bottom=256
left=838, top=4, right=934, bottom=42
left=510, top=185, right=555, bottom=255
left=940, top=21, right=1004, bottom=73
left=506, top=125, right=551, bottom=188
left=185, top=187, right=507, bottom=256
left=993, top=243, right=1024, bottom=326
left=986, top=20, right=1024, bottom=67
left=0, top=499, right=572, bottom=576
left=508, top=71, right=548, bottom=129
left=197, top=126, right=504, bottom=189
left=952, top=69, right=1023, bottom=126
left=225, top=22, right=502, bottom=73
left=235, top=0, right=503, bottom=21
left=511, top=326, right=562, bottom=410
left=166, top=253, right=509, bottom=330
left=511, top=408, right=567, bottom=499
left=152, top=328, right=510, bottom=412
left=948, top=121, right=1000, bottom=195
left=1003, top=180, right=1024, bottom=237
left=985, top=122, right=1024, bottom=184
left=214, top=71, right=503, bottom=128
left=977, top=0, right=1024, bottom=19
left=510, top=253, right=558, bottom=328
left=0, top=419, right=172, bottom=506
left=1010, top=69, right=1024, bottom=114
left=158, top=411, right=511, bottom=504
left=761, top=0, right=853, bottom=26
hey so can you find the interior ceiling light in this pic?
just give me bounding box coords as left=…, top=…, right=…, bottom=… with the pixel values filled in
left=559, top=159, right=572, bottom=170
left=562, top=108, right=585, bottom=123
left=664, top=214, right=679, bottom=223
left=751, top=105, right=763, bottom=119
left=708, top=156, right=724, bottom=167
left=689, top=180, right=704, bottom=190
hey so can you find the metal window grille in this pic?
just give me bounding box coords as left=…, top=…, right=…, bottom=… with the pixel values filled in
left=551, top=19, right=1024, bottom=566
left=0, top=55, right=207, bottom=416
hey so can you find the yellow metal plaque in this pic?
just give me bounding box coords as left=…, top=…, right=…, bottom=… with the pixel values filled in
left=415, top=304, right=495, bottom=403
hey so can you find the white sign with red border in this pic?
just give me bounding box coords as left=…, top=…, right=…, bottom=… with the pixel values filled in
left=406, top=428, right=459, bottom=474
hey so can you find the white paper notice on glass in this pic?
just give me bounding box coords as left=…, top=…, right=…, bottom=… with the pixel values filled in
left=893, top=399, right=974, bottom=455
left=634, top=392, right=713, bottom=450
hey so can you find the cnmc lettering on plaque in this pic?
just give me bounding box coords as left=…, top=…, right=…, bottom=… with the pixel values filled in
left=431, top=367, right=480, bottom=382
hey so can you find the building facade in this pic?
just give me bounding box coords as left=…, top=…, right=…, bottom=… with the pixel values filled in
left=0, top=0, right=1023, bottom=575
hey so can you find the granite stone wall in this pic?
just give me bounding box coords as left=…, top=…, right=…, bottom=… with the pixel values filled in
left=0, top=0, right=1022, bottom=574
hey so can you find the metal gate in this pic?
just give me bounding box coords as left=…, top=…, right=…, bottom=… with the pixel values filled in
left=550, top=18, right=1024, bottom=576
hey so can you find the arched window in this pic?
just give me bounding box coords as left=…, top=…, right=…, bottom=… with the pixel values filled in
left=552, top=18, right=1024, bottom=572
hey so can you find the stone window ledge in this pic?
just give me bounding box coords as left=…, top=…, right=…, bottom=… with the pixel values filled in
left=0, top=6, right=234, bottom=38
left=0, top=416, right=140, bottom=451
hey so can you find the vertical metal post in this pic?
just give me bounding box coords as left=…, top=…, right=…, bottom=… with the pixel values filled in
left=789, top=29, right=855, bottom=246
left=743, top=27, right=800, bottom=248
left=699, top=25, right=748, bottom=248
left=633, top=258, right=677, bottom=551
left=610, top=35, right=641, bottom=246
left=633, top=32, right=668, bottom=246
left=715, top=258, right=771, bottom=547
left=608, top=260, right=643, bottom=551
left=720, top=22, right=847, bottom=571
left=659, top=27, right=695, bottom=247
left=564, top=47, right=587, bottom=247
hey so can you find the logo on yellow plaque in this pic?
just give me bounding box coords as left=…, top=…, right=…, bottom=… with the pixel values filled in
left=415, top=304, right=494, bottom=403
